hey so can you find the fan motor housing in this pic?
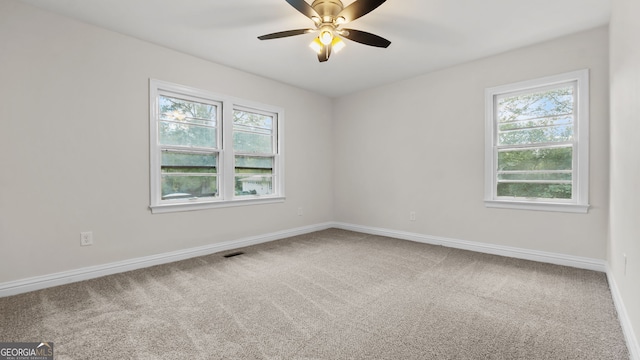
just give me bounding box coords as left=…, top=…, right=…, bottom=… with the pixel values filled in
left=311, top=0, right=344, bottom=18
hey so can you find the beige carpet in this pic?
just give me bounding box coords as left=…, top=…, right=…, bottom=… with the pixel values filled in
left=0, top=229, right=630, bottom=359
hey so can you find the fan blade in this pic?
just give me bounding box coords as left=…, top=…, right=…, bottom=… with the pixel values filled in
left=258, top=29, right=313, bottom=40
left=286, top=0, right=320, bottom=20
left=337, top=0, right=386, bottom=23
left=341, top=29, right=391, bottom=48
left=318, top=43, right=331, bottom=62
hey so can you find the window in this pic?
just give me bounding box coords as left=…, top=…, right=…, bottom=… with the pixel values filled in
left=484, top=70, right=589, bottom=213
left=149, top=80, right=284, bottom=213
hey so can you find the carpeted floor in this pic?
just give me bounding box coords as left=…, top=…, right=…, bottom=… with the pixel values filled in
left=0, top=229, right=630, bottom=359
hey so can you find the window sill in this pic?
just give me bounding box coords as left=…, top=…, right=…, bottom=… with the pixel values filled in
left=484, top=199, right=589, bottom=214
left=150, top=196, right=286, bottom=214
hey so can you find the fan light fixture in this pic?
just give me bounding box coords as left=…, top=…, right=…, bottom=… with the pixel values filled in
left=309, top=36, right=345, bottom=54
left=258, top=0, right=391, bottom=63
left=331, top=36, right=345, bottom=52
left=309, top=38, right=323, bottom=53
left=319, top=28, right=333, bottom=45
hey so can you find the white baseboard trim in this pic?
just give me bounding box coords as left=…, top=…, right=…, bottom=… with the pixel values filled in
left=0, top=222, right=334, bottom=298
left=607, top=268, right=640, bottom=360
left=0, top=222, right=607, bottom=297
left=3, top=221, right=633, bottom=356
left=333, top=222, right=607, bottom=272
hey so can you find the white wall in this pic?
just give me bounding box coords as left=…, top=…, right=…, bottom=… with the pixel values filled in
left=0, top=0, right=334, bottom=283
left=333, top=26, right=610, bottom=259
left=0, top=0, right=617, bottom=290
left=609, top=0, right=640, bottom=353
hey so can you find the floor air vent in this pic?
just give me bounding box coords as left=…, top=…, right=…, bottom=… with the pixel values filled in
left=223, top=251, right=244, bottom=258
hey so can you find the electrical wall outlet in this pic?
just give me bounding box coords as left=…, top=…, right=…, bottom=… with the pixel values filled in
left=623, top=253, right=627, bottom=276
left=409, top=211, right=416, bottom=221
left=80, top=231, right=93, bottom=246
left=297, top=207, right=303, bottom=216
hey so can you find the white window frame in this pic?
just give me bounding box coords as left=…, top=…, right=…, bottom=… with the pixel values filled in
left=484, top=69, right=589, bottom=213
left=149, top=79, right=284, bottom=214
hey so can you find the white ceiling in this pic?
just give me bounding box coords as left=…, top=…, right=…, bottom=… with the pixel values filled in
left=18, top=0, right=611, bottom=97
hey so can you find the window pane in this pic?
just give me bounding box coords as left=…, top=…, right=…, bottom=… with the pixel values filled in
left=498, top=147, right=572, bottom=172
left=161, top=152, right=217, bottom=199
left=498, top=116, right=573, bottom=131
left=497, top=147, right=572, bottom=200
left=235, top=175, right=273, bottom=196
left=235, top=155, right=273, bottom=170
left=233, top=110, right=273, bottom=133
left=497, top=85, right=574, bottom=122
left=233, top=132, right=273, bottom=153
left=159, top=95, right=217, bottom=126
left=159, top=95, right=217, bottom=148
left=497, top=85, right=574, bottom=146
left=497, top=183, right=572, bottom=199
left=498, top=119, right=573, bottom=145
left=235, top=156, right=273, bottom=196
left=162, top=151, right=216, bottom=168
left=159, top=122, right=216, bottom=148
left=498, top=172, right=571, bottom=181
left=233, top=109, right=273, bottom=153
left=161, top=175, right=217, bottom=199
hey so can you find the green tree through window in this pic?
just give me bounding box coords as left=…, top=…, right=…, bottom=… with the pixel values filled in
left=158, top=95, right=219, bottom=199
left=496, top=86, right=575, bottom=199
left=485, top=70, right=590, bottom=212
left=149, top=79, right=284, bottom=213
left=233, top=108, right=276, bottom=196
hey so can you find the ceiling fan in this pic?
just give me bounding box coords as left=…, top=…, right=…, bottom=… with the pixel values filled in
left=258, top=0, right=391, bottom=62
